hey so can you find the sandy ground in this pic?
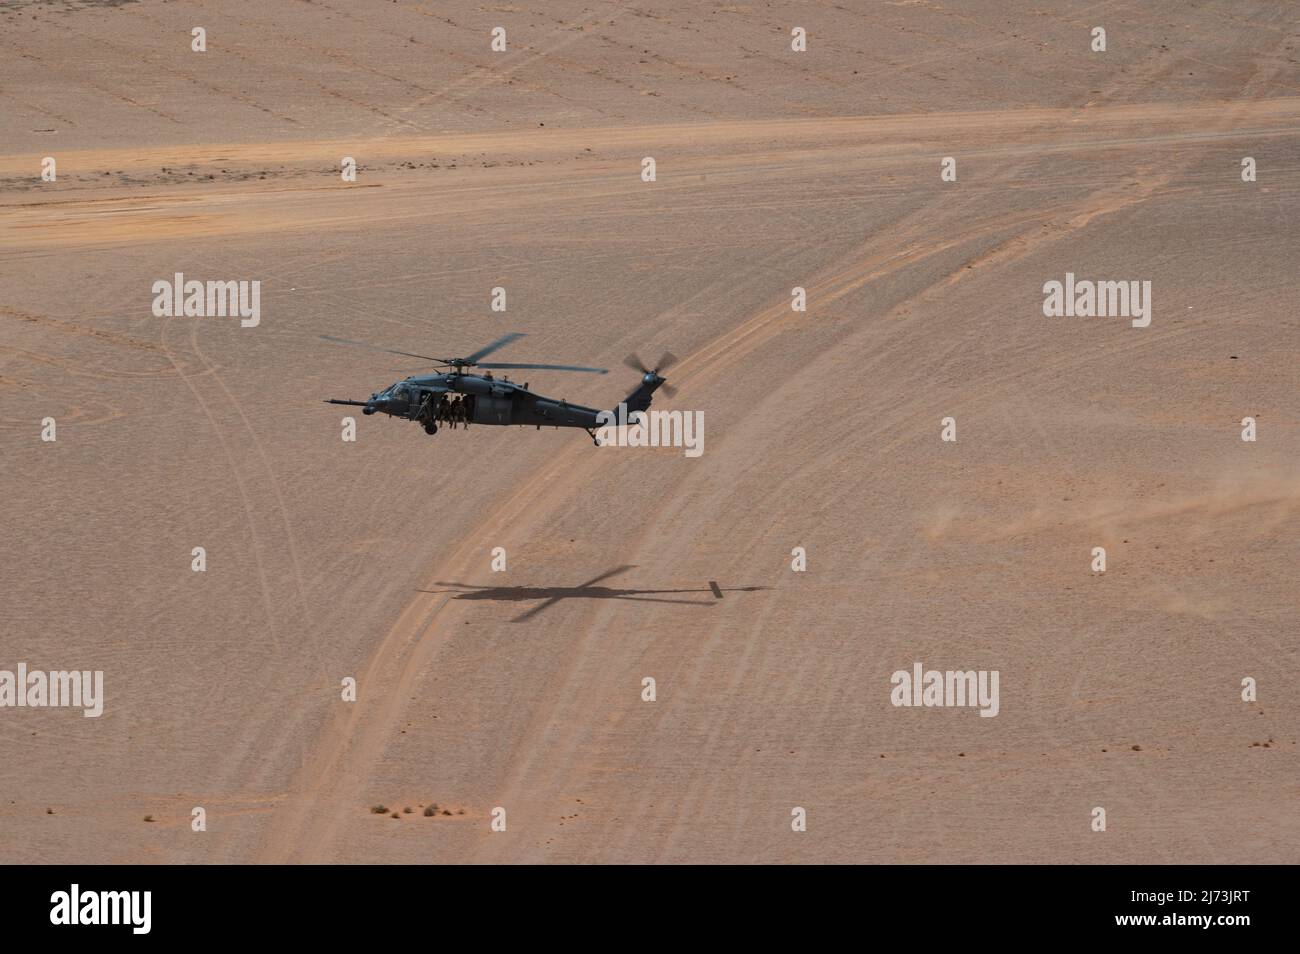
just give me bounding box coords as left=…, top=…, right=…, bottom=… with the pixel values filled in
left=1, top=1, right=1297, bottom=864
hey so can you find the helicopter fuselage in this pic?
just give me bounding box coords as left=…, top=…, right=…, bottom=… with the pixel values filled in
left=358, top=371, right=612, bottom=430
left=323, top=332, right=670, bottom=441
left=322, top=331, right=670, bottom=438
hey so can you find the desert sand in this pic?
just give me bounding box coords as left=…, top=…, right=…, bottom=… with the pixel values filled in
left=1, top=1, right=1296, bottom=864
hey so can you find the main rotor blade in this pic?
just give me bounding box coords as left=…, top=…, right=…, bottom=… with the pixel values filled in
left=659, top=381, right=678, bottom=398
left=464, top=332, right=526, bottom=365
left=319, top=335, right=447, bottom=364
left=476, top=362, right=608, bottom=374
left=655, top=351, right=679, bottom=372
left=623, top=353, right=648, bottom=374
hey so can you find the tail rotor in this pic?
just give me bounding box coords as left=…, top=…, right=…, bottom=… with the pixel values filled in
left=623, top=352, right=678, bottom=397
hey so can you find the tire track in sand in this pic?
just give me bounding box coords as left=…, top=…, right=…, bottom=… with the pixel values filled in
left=251, top=86, right=1292, bottom=860
left=251, top=173, right=1150, bottom=863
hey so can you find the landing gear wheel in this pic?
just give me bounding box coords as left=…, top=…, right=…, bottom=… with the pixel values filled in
left=424, top=423, right=438, bottom=435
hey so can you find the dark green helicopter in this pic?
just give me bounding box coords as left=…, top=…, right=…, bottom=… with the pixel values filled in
left=322, top=332, right=676, bottom=443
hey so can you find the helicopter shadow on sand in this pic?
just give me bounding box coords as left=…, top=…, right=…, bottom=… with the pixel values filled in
left=418, top=565, right=768, bottom=623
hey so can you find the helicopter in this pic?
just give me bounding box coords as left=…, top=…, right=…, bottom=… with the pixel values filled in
left=321, top=332, right=677, bottom=443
